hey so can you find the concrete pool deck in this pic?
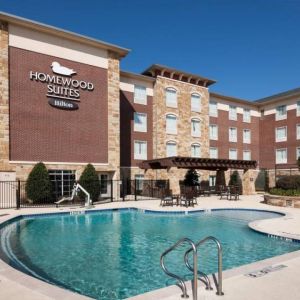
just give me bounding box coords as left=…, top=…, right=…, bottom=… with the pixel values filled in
left=1, top=194, right=300, bottom=300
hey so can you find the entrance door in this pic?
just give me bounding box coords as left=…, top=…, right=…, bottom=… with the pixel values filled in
left=99, top=173, right=111, bottom=198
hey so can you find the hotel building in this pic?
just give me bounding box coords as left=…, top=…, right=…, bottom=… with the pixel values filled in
left=0, top=12, right=299, bottom=196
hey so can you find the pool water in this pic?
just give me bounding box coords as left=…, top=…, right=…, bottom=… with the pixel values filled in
left=1, top=209, right=300, bottom=300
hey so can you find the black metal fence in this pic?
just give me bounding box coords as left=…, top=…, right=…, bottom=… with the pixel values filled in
left=0, top=179, right=170, bottom=209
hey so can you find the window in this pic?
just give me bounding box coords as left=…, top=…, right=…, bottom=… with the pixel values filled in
left=243, top=129, right=251, bottom=144
left=243, top=150, right=251, bottom=160
left=297, top=124, right=300, bottom=139
left=229, top=149, right=237, bottom=160
left=191, top=93, right=201, bottom=112
left=166, top=114, right=177, bottom=134
left=275, top=126, right=287, bottom=142
left=191, top=143, right=201, bottom=158
left=276, top=148, right=287, bottom=164
left=209, top=175, right=216, bottom=187
left=243, top=109, right=251, bottom=123
left=134, top=85, right=147, bottom=105
left=166, top=141, right=177, bottom=157
left=209, top=147, right=218, bottom=159
left=229, top=105, right=237, bottom=121
left=48, top=170, right=75, bottom=199
left=209, top=124, right=218, bottom=140
left=297, top=101, right=300, bottom=116
left=191, top=118, right=201, bottom=137
left=135, top=174, right=144, bottom=192
left=276, top=105, right=287, bottom=120
left=134, top=141, right=147, bottom=160
left=209, top=101, right=218, bottom=117
left=229, top=127, right=237, bottom=142
left=297, top=147, right=300, bottom=160
left=134, top=112, right=147, bottom=132
left=166, top=87, right=177, bottom=108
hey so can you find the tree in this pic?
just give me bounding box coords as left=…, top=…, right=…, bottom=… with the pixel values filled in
left=26, top=162, right=52, bottom=203
left=297, top=156, right=300, bottom=170
left=183, top=169, right=199, bottom=186
left=78, top=164, right=101, bottom=202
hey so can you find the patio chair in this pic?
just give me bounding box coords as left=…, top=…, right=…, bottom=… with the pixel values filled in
left=219, top=186, right=229, bottom=200
left=228, top=185, right=240, bottom=201
left=160, top=189, right=174, bottom=206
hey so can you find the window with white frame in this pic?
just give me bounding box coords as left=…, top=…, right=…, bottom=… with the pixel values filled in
left=134, top=141, right=147, bottom=160
left=191, top=118, right=201, bottom=137
left=191, top=143, right=201, bottom=158
left=134, top=112, right=147, bottom=132
left=297, top=124, right=300, bottom=140
left=275, top=126, right=287, bottom=142
left=297, top=147, right=300, bottom=160
left=191, top=93, right=201, bottom=112
left=134, top=85, right=147, bottom=105
left=209, top=124, right=218, bottom=140
left=243, top=150, right=251, bottom=160
left=229, top=105, right=237, bottom=121
left=229, top=127, right=237, bottom=142
left=209, top=101, right=218, bottom=117
left=297, top=101, right=300, bottom=116
left=243, top=108, right=251, bottom=123
left=276, top=148, right=287, bottom=164
left=166, top=141, right=177, bottom=157
left=243, top=129, right=251, bottom=144
left=135, top=174, right=144, bottom=192
left=209, top=147, right=218, bottom=159
left=276, top=105, right=287, bottom=121
left=166, top=114, right=177, bottom=134
left=229, top=149, right=237, bottom=160
left=165, top=87, right=177, bottom=108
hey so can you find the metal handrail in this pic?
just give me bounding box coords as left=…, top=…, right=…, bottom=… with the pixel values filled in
left=185, top=236, right=224, bottom=296
left=160, top=238, right=198, bottom=299
left=184, top=250, right=213, bottom=291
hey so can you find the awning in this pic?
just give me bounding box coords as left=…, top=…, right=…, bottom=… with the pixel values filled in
left=139, top=156, right=257, bottom=171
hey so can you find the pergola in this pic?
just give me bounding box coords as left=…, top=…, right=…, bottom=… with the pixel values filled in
left=139, top=156, right=257, bottom=171
left=139, top=156, right=258, bottom=195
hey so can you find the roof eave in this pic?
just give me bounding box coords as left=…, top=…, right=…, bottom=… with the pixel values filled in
left=0, top=11, right=130, bottom=58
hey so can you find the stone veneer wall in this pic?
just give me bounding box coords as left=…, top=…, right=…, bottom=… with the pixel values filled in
left=107, top=51, right=121, bottom=180
left=0, top=22, right=10, bottom=172
left=148, top=76, right=210, bottom=193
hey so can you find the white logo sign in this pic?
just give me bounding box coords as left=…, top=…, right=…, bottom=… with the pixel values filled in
left=29, top=62, right=94, bottom=103
left=51, top=61, right=76, bottom=77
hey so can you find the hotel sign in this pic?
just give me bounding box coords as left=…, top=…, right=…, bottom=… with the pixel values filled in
left=29, top=61, right=94, bottom=110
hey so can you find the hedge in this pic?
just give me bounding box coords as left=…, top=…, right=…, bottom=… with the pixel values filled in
left=276, top=175, right=300, bottom=190
left=269, top=188, right=300, bottom=196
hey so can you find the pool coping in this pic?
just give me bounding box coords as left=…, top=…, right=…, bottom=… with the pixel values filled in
left=0, top=203, right=300, bottom=300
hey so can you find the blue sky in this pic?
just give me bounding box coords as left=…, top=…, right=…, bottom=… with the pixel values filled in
left=1, top=0, right=300, bottom=100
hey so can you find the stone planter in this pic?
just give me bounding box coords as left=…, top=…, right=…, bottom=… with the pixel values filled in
left=264, top=194, right=300, bottom=208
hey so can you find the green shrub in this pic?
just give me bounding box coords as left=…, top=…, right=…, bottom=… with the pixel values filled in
left=26, top=162, right=52, bottom=203
left=78, top=164, right=101, bottom=202
left=276, top=175, right=300, bottom=190
left=183, top=169, right=199, bottom=186
left=229, top=171, right=243, bottom=193
left=269, top=188, right=300, bottom=196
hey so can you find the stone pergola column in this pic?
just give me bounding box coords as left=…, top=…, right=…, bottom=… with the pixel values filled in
left=242, top=169, right=256, bottom=195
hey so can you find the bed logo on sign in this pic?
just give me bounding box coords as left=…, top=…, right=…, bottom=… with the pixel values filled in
left=51, top=62, right=76, bottom=77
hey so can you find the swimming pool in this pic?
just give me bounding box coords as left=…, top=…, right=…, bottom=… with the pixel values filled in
left=1, top=208, right=300, bottom=300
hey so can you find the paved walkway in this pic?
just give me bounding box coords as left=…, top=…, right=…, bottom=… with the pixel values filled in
left=1, top=195, right=300, bottom=300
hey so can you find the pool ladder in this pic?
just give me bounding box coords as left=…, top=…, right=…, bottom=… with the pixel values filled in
left=160, top=236, right=224, bottom=299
